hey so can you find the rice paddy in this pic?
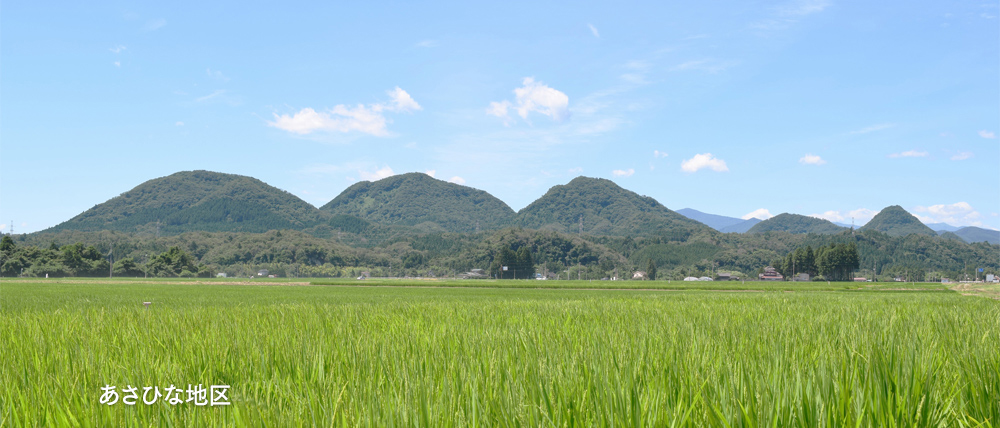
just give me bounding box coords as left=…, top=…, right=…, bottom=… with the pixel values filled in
left=1, top=279, right=997, bottom=426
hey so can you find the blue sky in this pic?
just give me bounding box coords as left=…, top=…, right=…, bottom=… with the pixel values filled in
left=2, top=0, right=998, bottom=233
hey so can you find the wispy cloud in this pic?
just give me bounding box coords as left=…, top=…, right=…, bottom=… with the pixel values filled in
left=269, top=87, right=421, bottom=136
left=415, top=39, right=437, bottom=48
left=951, top=152, right=972, bottom=161
left=487, top=77, right=570, bottom=124
left=979, top=130, right=996, bottom=139
left=888, top=150, right=927, bottom=158
left=195, top=90, right=226, bottom=102
left=850, top=123, right=895, bottom=135
left=799, top=154, right=826, bottom=165
left=448, top=176, right=466, bottom=185
left=751, top=0, right=830, bottom=30
left=653, top=150, right=668, bottom=158
left=114, top=61, right=121, bottom=68
left=612, top=168, right=634, bottom=177
left=175, top=121, right=184, bottom=126
left=669, top=59, right=738, bottom=74
left=424, top=170, right=436, bottom=178
left=743, top=208, right=773, bottom=220
left=109, top=45, right=126, bottom=53
left=681, top=153, right=729, bottom=173
left=777, top=0, right=830, bottom=17
left=143, top=18, right=166, bottom=31
left=587, top=23, right=600, bottom=38
left=206, top=68, right=229, bottom=82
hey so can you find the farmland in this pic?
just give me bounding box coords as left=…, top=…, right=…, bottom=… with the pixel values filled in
left=2, top=279, right=998, bottom=426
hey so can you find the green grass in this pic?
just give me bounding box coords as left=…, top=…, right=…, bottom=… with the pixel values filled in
left=1, top=280, right=997, bottom=426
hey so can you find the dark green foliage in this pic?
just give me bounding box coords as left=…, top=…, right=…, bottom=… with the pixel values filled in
left=321, top=173, right=515, bottom=233
left=328, top=214, right=372, bottom=234
left=147, top=246, right=209, bottom=277
left=816, top=243, right=860, bottom=281
left=747, top=213, right=845, bottom=235
left=646, top=258, right=657, bottom=280
left=44, top=170, right=325, bottom=235
left=859, top=205, right=936, bottom=237
left=514, top=176, right=710, bottom=237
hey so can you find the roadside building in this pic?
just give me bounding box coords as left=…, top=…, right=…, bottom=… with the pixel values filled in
left=793, top=273, right=810, bottom=282
left=758, top=267, right=783, bottom=281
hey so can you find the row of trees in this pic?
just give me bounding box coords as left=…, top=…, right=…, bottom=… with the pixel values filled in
left=772, top=243, right=860, bottom=281
left=489, top=246, right=536, bottom=279
left=0, top=236, right=209, bottom=278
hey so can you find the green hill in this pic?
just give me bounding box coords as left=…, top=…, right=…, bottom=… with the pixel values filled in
left=858, top=206, right=936, bottom=237
left=320, top=173, right=515, bottom=233
left=44, top=170, right=325, bottom=235
left=513, top=176, right=710, bottom=238
left=746, top=213, right=845, bottom=235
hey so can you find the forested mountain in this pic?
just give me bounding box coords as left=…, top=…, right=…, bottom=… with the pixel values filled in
left=858, top=205, right=936, bottom=237
left=320, top=173, right=515, bottom=233
left=746, top=214, right=845, bottom=235
left=43, top=171, right=326, bottom=235
left=675, top=208, right=746, bottom=231
left=952, top=226, right=1000, bottom=245
left=514, top=177, right=711, bottom=238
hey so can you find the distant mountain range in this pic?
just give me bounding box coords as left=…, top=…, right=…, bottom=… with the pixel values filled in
left=675, top=209, right=761, bottom=233
left=36, top=170, right=999, bottom=244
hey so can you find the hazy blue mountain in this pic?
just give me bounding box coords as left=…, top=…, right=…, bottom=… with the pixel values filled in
left=747, top=213, right=846, bottom=235
left=926, top=223, right=960, bottom=232
left=858, top=206, right=936, bottom=237
left=953, top=226, right=1000, bottom=245
left=719, top=218, right=762, bottom=233
left=676, top=208, right=746, bottom=231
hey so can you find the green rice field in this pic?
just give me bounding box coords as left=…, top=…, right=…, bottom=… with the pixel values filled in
left=1, top=279, right=998, bottom=426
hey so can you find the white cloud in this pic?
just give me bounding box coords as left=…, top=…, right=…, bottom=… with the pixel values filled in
left=268, top=87, right=420, bottom=136
left=175, top=121, right=184, bottom=126
left=809, top=208, right=877, bottom=225
left=850, top=123, right=895, bottom=135
left=568, top=167, right=583, bottom=174
left=951, top=152, right=972, bottom=161
left=743, top=209, right=773, bottom=220
left=415, top=40, right=437, bottom=48
left=799, top=154, right=826, bottom=165
left=888, top=150, right=928, bottom=158
left=109, top=45, right=126, bottom=53
left=206, top=68, right=229, bottom=82
left=979, top=130, right=996, bottom=139
left=114, top=61, right=121, bottom=67
left=487, top=77, right=570, bottom=124
left=144, top=18, right=166, bottom=31
left=385, top=87, right=422, bottom=112
left=913, top=202, right=983, bottom=227
left=448, top=176, right=466, bottom=185
left=681, top=153, right=729, bottom=173
left=359, top=166, right=395, bottom=181
left=612, top=168, right=635, bottom=177
left=0, top=224, right=6, bottom=231
left=588, top=23, right=600, bottom=38
left=653, top=150, right=668, bottom=158
left=425, top=170, right=436, bottom=178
